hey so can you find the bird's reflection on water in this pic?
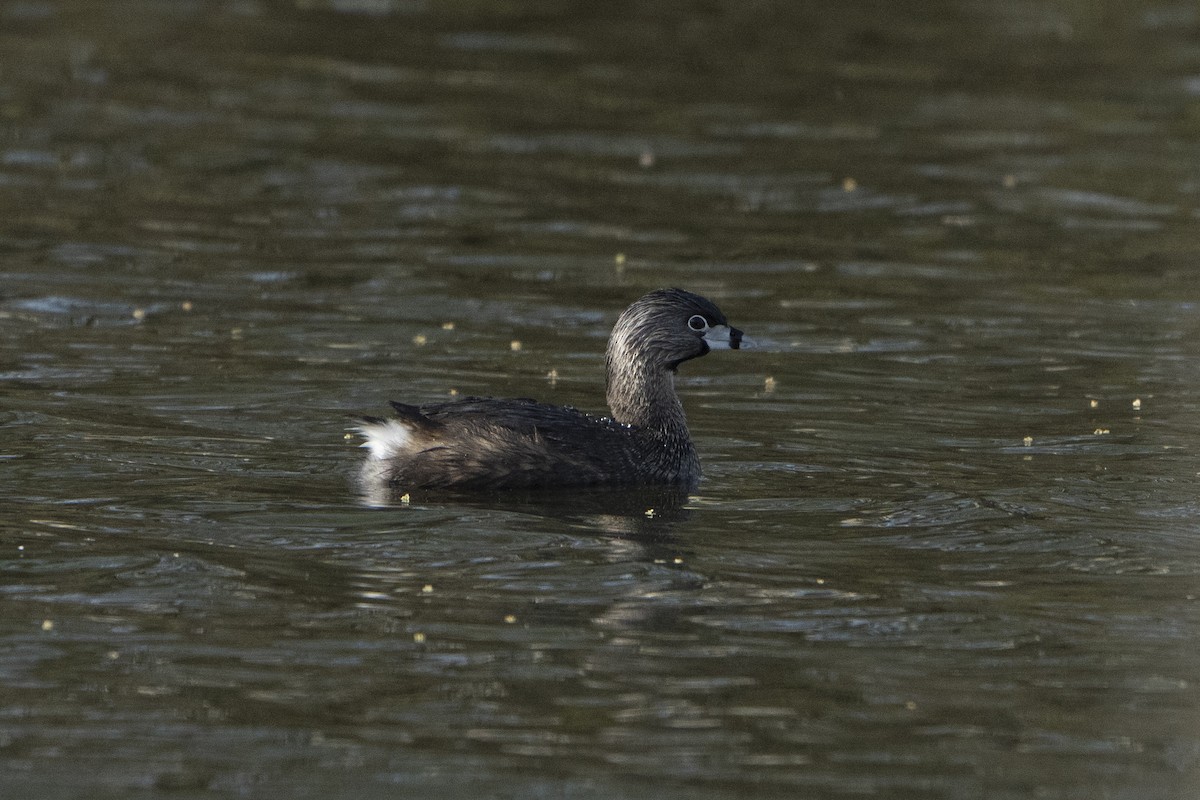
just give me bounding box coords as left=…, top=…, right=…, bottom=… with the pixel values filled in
left=356, top=483, right=694, bottom=540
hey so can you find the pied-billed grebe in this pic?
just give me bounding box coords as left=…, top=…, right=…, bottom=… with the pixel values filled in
left=355, top=288, right=746, bottom=493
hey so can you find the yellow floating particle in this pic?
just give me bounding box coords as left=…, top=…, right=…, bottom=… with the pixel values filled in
left=1131, top=398, right=1142, bottom=410
left=546, top=369, right=559, bottom=385
left=1089, top=399, right=1099, bottom=409
left=510, top=339, right=522, bottom=352
left=343, top=432, right=354, bottom=440
left=131, top=308, right=146, bottom=321
left=1022, top=436, right=1033, bottom=446
left=639, top=150, right=655, bottom=168
left=41, top=619, right=54, bottom=632
left=412, top=632, right=426, bottom=643
left=412, top=334, right=427, bottom=346
left=672, top=557, right=683, bottom=565
left=441, top=321, right=455, bottom=330
left=614, top=252, right=626, bottom=266
left=180, top=300, right=194, bottom=312
left=421, top=584, right=433, bottom=594
left=644, top=508, right=656, bottom=518
left=763, top=376, right=777, bottom=392
left=230, top=328, right=243, bottom=339
left=503, top=614, right=517, bottom=624
left=448, top=388, right=459, bottom=396
left=1093, top=428, right=1110, bottom=435
left=904, top=700, right=918, bottom=711
left=1002, top=174, right=1017, bottom=189
left=842, top=177, right=857, bottom=192
left=107, top=650, right=120, bottom=660
left=399, top=493, right=411, bottom=504
left=816, top=578, right=825, bottom=585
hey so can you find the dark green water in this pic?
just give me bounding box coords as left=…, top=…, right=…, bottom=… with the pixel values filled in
left=2, top=1, right=1198, bottom=797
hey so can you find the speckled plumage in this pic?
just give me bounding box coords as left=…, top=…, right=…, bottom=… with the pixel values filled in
left=355, top=288, right=745, bottom=494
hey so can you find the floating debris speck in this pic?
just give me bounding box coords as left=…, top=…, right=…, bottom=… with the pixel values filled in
left=412, top=334, right=427, bottom=346
left=1132, top=398, right=1142, bottom=410
left=441, top=321, right=455, bottom=330
left=41, top=619, right=54, bottom=632
left=412, top=632, right=426, bottom=643
left=1089, top=399, right=1099, bottom=409
left=503, top=614, right=517, bottom=624
left=764, top=376, right=777, bottom=392
left=1023, top=436, right=1033, bottom=446
left=842, top=177, right=858, bottom=192
left=510, top=339, right=522, bottom=352
left=1093, top=428, right=1111, bottom=435
left=421, top=584, right=433, bottom=594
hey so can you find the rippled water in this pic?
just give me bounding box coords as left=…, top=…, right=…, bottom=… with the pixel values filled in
left=2, top=1, right=1199, bottom=798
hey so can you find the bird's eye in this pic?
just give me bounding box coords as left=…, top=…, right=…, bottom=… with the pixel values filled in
left=687, top=314, right=709, bottom=332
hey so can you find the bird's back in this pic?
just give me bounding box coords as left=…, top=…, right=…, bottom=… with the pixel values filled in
left=356, top=397, right=698, bottom=492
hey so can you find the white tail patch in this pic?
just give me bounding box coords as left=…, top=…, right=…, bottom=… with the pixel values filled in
left=357, top=418, right=413, bottom=460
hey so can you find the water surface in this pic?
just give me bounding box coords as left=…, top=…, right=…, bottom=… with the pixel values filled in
left=1, top=1, right=1198, bottom=798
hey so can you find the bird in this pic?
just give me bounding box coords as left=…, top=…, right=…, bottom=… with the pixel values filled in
left=354, top=288, right=746, bottom=495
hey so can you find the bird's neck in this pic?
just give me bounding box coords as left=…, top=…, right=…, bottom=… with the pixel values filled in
left=605, top=356, right=690, bottom=439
